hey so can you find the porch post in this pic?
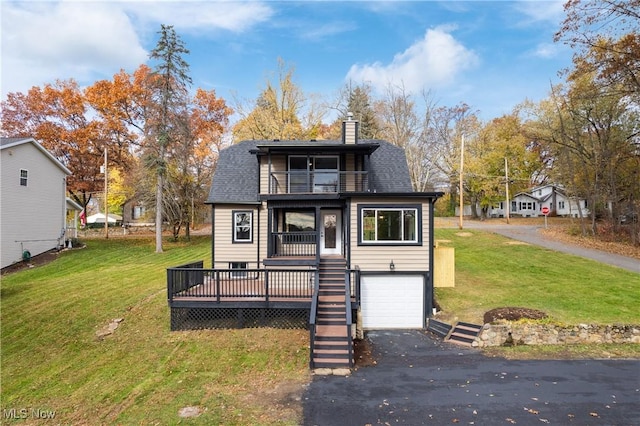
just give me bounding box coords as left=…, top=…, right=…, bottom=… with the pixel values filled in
left=267, top=207, right=273, bottom=257
left=315, top=206, right=321, bottom=265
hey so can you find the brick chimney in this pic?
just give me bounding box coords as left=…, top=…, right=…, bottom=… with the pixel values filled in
left=342, top=112, right=359, bottom=144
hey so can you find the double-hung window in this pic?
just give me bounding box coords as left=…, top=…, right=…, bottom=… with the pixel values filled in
left=20, top=169, right=28, bottom=186
left=359, top=205, right=420, bottom=245
left=233, top=211, right=252, bottom=243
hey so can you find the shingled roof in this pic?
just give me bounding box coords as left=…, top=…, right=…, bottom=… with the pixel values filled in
left=206, top=138, right=413, bottom=204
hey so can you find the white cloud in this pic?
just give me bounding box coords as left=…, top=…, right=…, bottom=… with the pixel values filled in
left=513, top=1, right=565, bottom=25
left=298, top=21, right=356, bottom=41
left=346, top=26, right=479, bottom=94
left=1, top=0, right=274, bottom=98
left=1, top=1, right=147, bottom=96
left=122, top=1, right=274, bottom=33
left=532, top=42, right=561, bottom=59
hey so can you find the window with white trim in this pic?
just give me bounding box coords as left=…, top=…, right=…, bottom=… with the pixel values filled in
left=233, top=211, right=252, bottom=243
left=20, top=169, right=28, bottom=186
left=229, top=262, right=248, bottom=278
left=360, top=206, right=420, bottom=244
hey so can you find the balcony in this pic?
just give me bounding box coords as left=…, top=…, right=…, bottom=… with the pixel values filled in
left=269, top=171, right=369, bottom=194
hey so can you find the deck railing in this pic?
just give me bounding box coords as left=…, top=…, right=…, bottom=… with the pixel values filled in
left=167, top=262, right=316, bottom=302
left=269, top=171, right=369, bottom=194
left=270, top=231, right=316, bottom=257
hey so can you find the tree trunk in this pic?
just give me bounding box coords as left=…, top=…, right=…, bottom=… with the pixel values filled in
left=155, top=172, right=164, bottom=253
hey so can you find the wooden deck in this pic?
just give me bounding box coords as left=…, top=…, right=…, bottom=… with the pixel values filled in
left=171, top=278, right=313, bottom=304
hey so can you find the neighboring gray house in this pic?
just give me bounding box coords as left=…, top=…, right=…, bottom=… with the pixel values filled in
left=1, top=137, right=72, bottom=269
left=490, top=184, right=590, bottom=218
left=167, top=118, right=443, bottom=369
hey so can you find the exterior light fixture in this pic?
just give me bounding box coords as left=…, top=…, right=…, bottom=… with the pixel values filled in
left=390, top=260, right=395, bottom=271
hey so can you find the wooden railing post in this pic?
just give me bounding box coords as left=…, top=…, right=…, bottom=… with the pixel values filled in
left=215, top=271, right=221, bottom=303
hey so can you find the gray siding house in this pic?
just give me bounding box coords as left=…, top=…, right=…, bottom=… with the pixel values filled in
left=1, top=137, right=72, bottom=269
left=167, top=119, right=443, bottom=368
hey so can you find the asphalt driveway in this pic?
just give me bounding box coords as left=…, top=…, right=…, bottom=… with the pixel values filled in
left=302, top=330, right=640, bottom=425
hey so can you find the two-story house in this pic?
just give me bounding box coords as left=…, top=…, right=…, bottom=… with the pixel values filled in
left=167, top=118, right=443, bottom=368
left=1, top=137, right=74, bottom=269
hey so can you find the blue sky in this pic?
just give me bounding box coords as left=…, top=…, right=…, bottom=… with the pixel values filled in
left=1, top=1, right=572, bottom=122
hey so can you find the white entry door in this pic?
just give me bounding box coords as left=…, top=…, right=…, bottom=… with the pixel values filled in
left=320, top=210, right=342, bottom=256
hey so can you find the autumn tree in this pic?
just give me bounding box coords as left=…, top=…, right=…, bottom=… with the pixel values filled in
left=147, top=24, right=192, bottom=252
left=188, top=89, right=233, bottom=224
left=526, top=74, right=639, bottom=238
left=555, top=0, right=640, bottom=101
left=233, top=59, right=325, bottom=141
left=466, top=113, right=541, bottom=219
left=0, top=79, right=134, bottom=214
left=425, top=103, right=481, bottom=214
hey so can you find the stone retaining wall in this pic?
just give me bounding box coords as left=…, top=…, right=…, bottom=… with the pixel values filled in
left=475, top=322, right=640, bottom=347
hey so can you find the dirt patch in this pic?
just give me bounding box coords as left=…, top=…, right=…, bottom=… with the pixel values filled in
left=484, top=307, right=548, bottom=324
left=353, top=337, right=377, bottom=367
left=1, top=249, right=62, bottom=276
left=456, top=232, right=473, bottom=237
left=504, top=241, right=529, bottom=246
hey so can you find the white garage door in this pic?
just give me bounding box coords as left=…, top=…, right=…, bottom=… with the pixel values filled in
left=361, top=275, right=425, bottom=329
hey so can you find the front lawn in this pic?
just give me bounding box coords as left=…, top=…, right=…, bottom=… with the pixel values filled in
left=1, top=236, right=309, bottom=425
left=2, top=231, right=638, bottom=424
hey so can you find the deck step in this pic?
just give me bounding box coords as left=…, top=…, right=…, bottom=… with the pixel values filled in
left=427, top=318, right=453, bottom=338
left=446, top=321, right=482, bottom=346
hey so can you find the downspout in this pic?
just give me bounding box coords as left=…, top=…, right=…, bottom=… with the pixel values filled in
left=211, top=205, right=215, bottom=268
left=315, top=206, right=321, bottom=266
left=428, top=197, right=435, bottom=319
left=61, top=176, right=66, bottom=248
left=256, top=206, right=260, bottom=268
left=345, top=201, right=350, bottom=266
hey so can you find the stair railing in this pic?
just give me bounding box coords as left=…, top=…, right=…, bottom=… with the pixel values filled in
left=308, top=268, right=320, bottom=369
left=344, top=268, right=354, bottom=367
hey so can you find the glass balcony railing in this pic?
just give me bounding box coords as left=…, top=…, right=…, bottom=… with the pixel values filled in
left=268, top=171, right=369, bottom=194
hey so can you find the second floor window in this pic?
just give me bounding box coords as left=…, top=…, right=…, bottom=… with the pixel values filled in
left=20, top=169, right=28, bottom=186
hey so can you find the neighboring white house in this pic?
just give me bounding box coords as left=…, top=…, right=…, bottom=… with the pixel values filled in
left=1, top=137, right=72, bottom=269
left=457, top=184, right=590, bottom=218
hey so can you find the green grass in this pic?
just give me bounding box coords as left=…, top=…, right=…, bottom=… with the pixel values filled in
left=1, top=236, right=309, bottom=425
left=2, top=231, right=639, bottom=424
left=434, top=229, right=640, bottom=324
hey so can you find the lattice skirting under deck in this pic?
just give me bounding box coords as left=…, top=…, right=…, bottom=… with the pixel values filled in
left=170, top=307, right=310, bottom=330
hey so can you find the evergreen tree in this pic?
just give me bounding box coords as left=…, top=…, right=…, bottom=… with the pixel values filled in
left=148, top=24, right=192, bottom=253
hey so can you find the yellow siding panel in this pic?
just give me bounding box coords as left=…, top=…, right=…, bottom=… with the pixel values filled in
left=434, top=246, right=455, bottom=287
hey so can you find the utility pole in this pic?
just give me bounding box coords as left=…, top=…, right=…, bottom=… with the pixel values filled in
left=505, top=157, right=510, bottom=224
left=459, top=134, right=464, bottom=230
left=104, top=147, right=109, bottom=239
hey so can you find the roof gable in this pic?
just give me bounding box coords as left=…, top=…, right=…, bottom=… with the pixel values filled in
left=1, top=137, right=72, bottom=175
left=206, top=138, right=414, bottom=204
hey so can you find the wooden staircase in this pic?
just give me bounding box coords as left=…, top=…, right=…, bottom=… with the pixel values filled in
left=310, top=257, right=353, bottom=369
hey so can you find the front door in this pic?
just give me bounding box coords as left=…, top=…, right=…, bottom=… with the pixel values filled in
left=320, top=210, right=342, bottom=256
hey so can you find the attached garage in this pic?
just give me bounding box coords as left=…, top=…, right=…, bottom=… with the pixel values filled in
left=361, top=274, right=427, bottom=329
